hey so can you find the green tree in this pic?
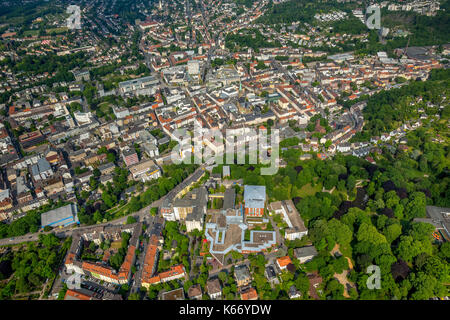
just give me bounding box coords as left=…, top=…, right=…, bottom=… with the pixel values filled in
left=383, top=224, right=402, bottom=243
left=126, top=216, right=137, bottom=224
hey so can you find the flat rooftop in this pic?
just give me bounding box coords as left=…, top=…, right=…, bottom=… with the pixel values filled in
left=41, top=203, right=79, bottom=228
left=161, top=288, right=184, bottom=300
left=283, top=199, right=307, bottom=233
left=223, top=188, right=236, bottom=210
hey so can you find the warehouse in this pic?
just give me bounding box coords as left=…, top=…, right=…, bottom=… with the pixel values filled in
left=41, top=203, right=79, bottom=229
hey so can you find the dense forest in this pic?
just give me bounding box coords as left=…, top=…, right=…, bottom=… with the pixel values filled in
left=331, top=17, right=367, bottom=35
left=6, top=51, right=87, bottom=76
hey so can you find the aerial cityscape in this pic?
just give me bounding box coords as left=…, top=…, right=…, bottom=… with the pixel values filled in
left=0, top=0, right=448, bottom=307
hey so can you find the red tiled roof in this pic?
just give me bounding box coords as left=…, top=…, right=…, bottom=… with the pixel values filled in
left=277, top=256, right=292, bottom=268
left=241, top=288, right=258, bottom=300
left=141, top=235, right=159, bottom=283
left=64, top=289, right=91, bottom=300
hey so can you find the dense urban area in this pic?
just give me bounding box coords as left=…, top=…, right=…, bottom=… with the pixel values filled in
left=0, top=0, right=448, bottom=302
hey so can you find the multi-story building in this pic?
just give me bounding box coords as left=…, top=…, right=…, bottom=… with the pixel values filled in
left=269, top=200, right=308, bottom=240
left=234, top=265, right=252, bottom=287
left=187, top=284, right=203, bottom=300
left=65, top=223, right=142, bottom=285
left=276, top=256, right=293, bottom=271
left=204, top=207, right=277, bottom=265
left=18, top=130, right=46, bottom=152
left=128, top=159, right=161, bottom=182
left=294, top=246, right=318, bottom=264
left=240, top=287, right=258, bottom=300
left=206, top=279, right=222, bottom=300
left=0, top=189, right=13, bottom=212
left=172, top=187, right=208, bottom=232
left=122, top=149, right=139, bottom=167
left=30, top=158, right=53, bottom=181
left=145, top=265, right=187, bottom=286
left=118, top=76, right=159, bottom=97
left=72, top=70, right=90, bottom=82
left=140, top=235, right=161, bottom=289
left=244, top=185, right=266, bottom=217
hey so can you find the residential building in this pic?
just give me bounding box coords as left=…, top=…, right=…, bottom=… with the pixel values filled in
left=276, top=256, right=292, bottom=271
left=98, top=162, right=116, bottom=175
left=264, top=265, right=279, bottom=286
left=65, top=223, right=142, bottom=285
left=288, top=285, right=301, bottom=299
left=240, top=287, right=258, bottom=300
left=187, top=284, right=203, bottom=300
left=161, top=288, right=185, bottom=300
left=206, top=279, right=222, bottom=300
left=122, top=149, right=139, bottom=167
left=294, top=246, right=318, bottom=264
left=172, top=187, right=208, bottom=232
left=308, top=272, right=323, bottom=300
left=146, top=265, right=187, bottom=285
left=234, top=265, right=251, bottom=287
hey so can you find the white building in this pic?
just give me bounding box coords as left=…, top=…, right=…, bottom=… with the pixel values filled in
left=128, top=159, right=161, bottom=182
left=269, top=200, right=308, bottom=241
left=187, top=60, right=200, bottom=76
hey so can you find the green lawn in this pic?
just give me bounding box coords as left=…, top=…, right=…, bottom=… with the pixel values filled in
left=98, top=102, right=111, bottom=113
left=46, top=27, right=68, bottom=34
left=23, top=30, right=39, bottom=37
left=295, top=182, right=322, bottom=198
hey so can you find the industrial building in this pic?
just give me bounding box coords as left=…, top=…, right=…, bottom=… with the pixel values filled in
left=41, top=203, right=79, bottom=229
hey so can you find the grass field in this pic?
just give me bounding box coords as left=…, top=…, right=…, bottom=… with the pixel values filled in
left=46, top=27, right=68, bottom=34
left=23, top=30, right=39, bottom=37
left=98, top=102, right=112, bottom=114
left=110, top=241, right=122, bottom=249
left=295, top=182, right=322, bottom=198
